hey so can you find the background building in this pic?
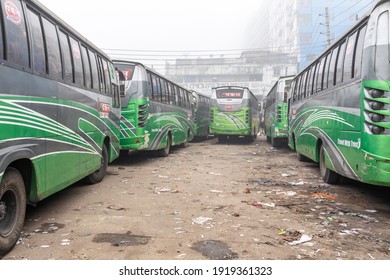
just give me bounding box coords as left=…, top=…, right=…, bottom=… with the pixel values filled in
left=246, top=0, right=377, bottom=71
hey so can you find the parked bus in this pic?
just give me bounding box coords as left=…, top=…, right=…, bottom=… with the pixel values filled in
left=288, top=0, right=390, bottom=186
left=0, top=0, right=121, bottom=256
left=264, top=76, right=294, bottom=147
left=192, top=90, right=211, bottom=140
left=113, top=60, right=195, bottom=157
left=209, top=86, right=260, bottom=142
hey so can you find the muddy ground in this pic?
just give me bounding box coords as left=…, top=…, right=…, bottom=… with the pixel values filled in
left=3, top=136, right=390, bottom=260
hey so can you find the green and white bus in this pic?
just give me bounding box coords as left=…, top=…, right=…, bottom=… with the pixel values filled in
left=264, top=75, right=294, bottom=147
left=114, top=60, right=195, bottom=157
left=209, top=86, right=260, bottom=142
left=288, top=0, right=390, bottom=186
left=0, top=0, right=121, bottom=256
left=192, top=90, right=211, bottom=140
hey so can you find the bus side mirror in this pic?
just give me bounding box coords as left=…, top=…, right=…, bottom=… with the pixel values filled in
left=117, top=71, right=126, bottom=96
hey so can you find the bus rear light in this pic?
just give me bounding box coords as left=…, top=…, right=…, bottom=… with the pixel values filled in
left=368, top=89, right=384, bottom=98
left=370, top=125, right=385, bottom=134
left=369, top=113, right=384, bottom=122
left=224, top=105, right=233, bottom=110
left=369, top=101, right=384, bottom=110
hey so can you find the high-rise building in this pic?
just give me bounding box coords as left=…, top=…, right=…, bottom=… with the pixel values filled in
left=246, top=0, right=377, bottom=70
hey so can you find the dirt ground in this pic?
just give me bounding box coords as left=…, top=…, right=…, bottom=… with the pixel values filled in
left=3, top=136, right=390, bottom=260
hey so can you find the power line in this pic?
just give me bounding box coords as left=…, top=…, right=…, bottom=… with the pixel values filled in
left=332, top=0, right=364, bottom=19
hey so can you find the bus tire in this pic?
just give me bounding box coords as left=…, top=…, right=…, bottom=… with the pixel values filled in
left=0, top=167, right=26, bottom=257
left=180, top=130, right=190, bottom=148
left=158, top=135, right=171, bottom=157
left=271, top=137, right=279, bottom=147
left=218, top=135, right=227, bottom=143
left=85, top=144, right=108, bottom=184
left=319, top=144, right=339, bottom=184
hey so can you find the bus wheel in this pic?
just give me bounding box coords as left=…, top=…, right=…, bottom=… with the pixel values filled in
left=85, top=145, right=108, bottom=184
left=271, top=137, right=279, bottom=148
left=0, top=168, right=26, bottom=257
left=319, top=144, right=339, bottom=184
left=218, top=135, right=227, bottom=143
left=180, top=131, right=190, bottom=148
left=158, top=135, right=171, bottom=157
left=297, top=153, right=310, bottom=162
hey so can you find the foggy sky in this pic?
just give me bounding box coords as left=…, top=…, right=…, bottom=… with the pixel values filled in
left=37, top=0, right=262, bottom=53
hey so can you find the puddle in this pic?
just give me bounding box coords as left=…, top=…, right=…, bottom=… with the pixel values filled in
left=191, top=240, right=238, bottom=260
left=36, top=223, right=65, bottom=233
left=93, top=232, right=151, bottom=247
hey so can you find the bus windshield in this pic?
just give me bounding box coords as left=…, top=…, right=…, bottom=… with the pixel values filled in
left=216, top=89, right=244, bottom=99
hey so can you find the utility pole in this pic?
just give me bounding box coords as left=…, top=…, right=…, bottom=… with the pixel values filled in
left=325, top=7, right=331, bottom=46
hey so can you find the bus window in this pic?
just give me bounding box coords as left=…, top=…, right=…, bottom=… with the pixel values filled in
left=26, top=7, right=45, bottom=76
left=80, top=45, right=92, bottom=88
left=336, top=40, right=346, bottom=85
left=88, top=50, right=99, bottom=90
left=327, top=46, right=339, bottom=88
left=97, top=57, right=105, bottom=93
left=353, top=25, right=367, bottom=78
left=0, top=3, right=3, bottom=59
left=102, top=58, right=111, bottom=94
left=375, top=11, right=389, bottom=78
left=69, top=37, right=83, bottom=86
left=315, top=55, right=327, bottom=92
left=58, top=30, right=73, bottom=83
left=343, top=31, right=357, bottom=81
left=42, top=17, right=62, bottom=80
left=2, top=0, right=29, bottom=68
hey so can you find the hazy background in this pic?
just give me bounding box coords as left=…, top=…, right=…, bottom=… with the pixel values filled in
left=38, top=0, right=262, bottom=51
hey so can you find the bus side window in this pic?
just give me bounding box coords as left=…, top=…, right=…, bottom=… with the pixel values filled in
left=0, top=2, right=3, bottom=60
left=88, top=50, right=99, bottom=91
left=147, top=72, right=153, bottom=98
left=2, top=0, right=29, bottom=68
left=343, top=31, right=357, bottom=81
left=353, top=24, right=367, bottom=79
left=41, top=17, right=62, bottom=80
left=97, top=56, right=106, bottom=93
left=80, top=45, right=92, bottom=88
left=327, top=46, right=339, bottom=87
left=58, top=30, right=73, bottom=83
left=69, top=37, right=84, bottom=86
left=315, top=55, right=327, bottom=93
left=102, top=59, right=111, bottom=94
left=323, top=52, right=331, bottom=90
left=26, top=7, right=46, bottom=76
left=335, top=40, right=346, bottom=85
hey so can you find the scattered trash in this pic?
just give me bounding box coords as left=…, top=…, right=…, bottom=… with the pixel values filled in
left=210, top=190, right=223, bottom=193
left=327, top=217, right=334, bottom=221
left=154, top=187, right=171, bottom=194
left=339, top=229, right=360, bottom=235
left=290, top=181, right=305, bottom=186
left=191, top=240, right=238, bottom=260
left=61, top=239, right=70, bottom=246
left=157, top=175, right=169, bottom=179
left=311, top=192, right=336, bottom=200
left=243, top=188, right=251, bottom=194
left=365, top=209, right=378, bottom=213
left=207, top=172, right=222, bottom=176
left=192, top=216, right=213, bottom=225
left=40, top=245, right=50, bottom=248
left=288, top=234, right=312, bottom=246
left=277, top=191, right=297, bottom=196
